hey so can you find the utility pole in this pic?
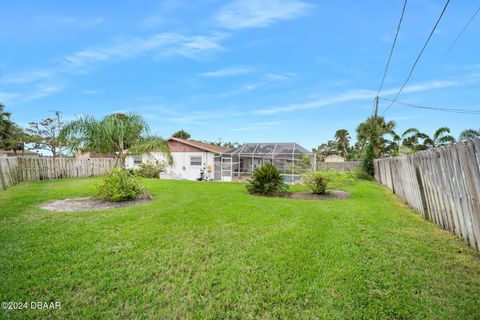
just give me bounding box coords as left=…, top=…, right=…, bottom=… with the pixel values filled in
left=374, top=96, right=379, bottom=117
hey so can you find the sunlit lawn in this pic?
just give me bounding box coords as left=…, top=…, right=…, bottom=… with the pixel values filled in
left=1, top=177, right=480, bottom=319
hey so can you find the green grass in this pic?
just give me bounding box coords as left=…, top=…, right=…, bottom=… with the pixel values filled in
left=1, top=177, right=480, bottom=319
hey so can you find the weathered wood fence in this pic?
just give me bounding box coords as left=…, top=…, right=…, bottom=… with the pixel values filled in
left=0, top=157, right=116, bottom=190
left=317, top=161, right=361, bottom=172
left=374, top=139, right=480, bottom=250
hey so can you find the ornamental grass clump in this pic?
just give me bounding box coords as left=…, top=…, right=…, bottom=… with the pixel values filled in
left=302, top=170, right=328, bottom=194
left=96, top=168, right=143, bottom=202
left=246, top=163, right=289, bottom=196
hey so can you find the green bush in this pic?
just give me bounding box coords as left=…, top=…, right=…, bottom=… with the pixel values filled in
left=302, top=170, right=328, bottom=194
left=96, top=168, right=143, bottom=202
left=356, top=168, right=374, bottom=181
left=361, top=142, right=375, bottom=178
left=135, top=161, right=165, bottom=178
left=246, top=163, right=289, bottom=196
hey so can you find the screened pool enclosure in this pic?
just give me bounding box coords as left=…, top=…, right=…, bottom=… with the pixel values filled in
left=215, top=143, right=315, bottom=183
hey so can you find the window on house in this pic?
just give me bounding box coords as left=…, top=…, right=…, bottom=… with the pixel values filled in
left=190, top=156, right=202, bottom=166
left=133, top=156, right=143, bottom=165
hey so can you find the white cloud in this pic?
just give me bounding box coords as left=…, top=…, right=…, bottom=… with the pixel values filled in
left=241, top=72, right=294, bottom=91
left=23, top=85, right=62, bottom=101
left=1, top=70, right=56, bottom=84
left=0, top=91, right=21, bottom=102
left=63, top=33, right=225, bottom=70
left=256, top=79, right=460, bottom=115
left=36, top=14, right=104, bottom=28
left=199, top=67, right=254, bottom=77
left=0, top=84, right=62, bottom=102
left=215, top=0, right=311, bottom=29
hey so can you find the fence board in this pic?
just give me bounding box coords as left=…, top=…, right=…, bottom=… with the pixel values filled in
left=0, top=157, right=115, bottom=191
left=374, top=139, right=480, bottom=251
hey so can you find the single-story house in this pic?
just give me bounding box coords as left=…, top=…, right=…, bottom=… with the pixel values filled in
left=324, top=155, right=345, bottom=163
left=125, top=137, right=228, bottom=181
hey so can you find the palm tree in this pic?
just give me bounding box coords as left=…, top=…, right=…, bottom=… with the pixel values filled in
left=60, top=113, right=170, bottom=167
left=385, top=131, right=401, bottom=157
left=356, top=116, right=396, bottom=157
left=422, top=127, right=455, bottom=149
left=0, top=103, right=12, bottom=137
left=0, top=103, right=26, bottom=152
left=459, top=129, right=480, bottom=141
left=334, top=129, right=350, bottom=158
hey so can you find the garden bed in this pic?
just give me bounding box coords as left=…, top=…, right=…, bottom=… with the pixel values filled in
left=41, top=196, right=151, bottom=212
left=285, top=190, right=349, bottom=200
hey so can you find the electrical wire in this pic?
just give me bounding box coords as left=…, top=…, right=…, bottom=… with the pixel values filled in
left=444, top=5, right=480, bottom=57
left=382, top=97, right=480, bottom=114
left=377, top=0, right=408, bottom=97
left=382, top=0, right=451, bottom=115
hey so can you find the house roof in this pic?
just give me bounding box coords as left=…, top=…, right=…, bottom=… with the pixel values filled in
left=168, top=137, right=229, bottom=154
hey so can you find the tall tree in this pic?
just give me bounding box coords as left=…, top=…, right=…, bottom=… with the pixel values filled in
left=356, top=116, right=396, bottom=158
left=422, top=127, right=455, bottom=149
left=334, top=129, right=350, bottom=158
left=312, top=140, right=338, bottom=161
left=459, top=129, right=480, bottom=141
left=172, top=130, right=191, bottom=140
left=356, top=116, right=395, bottom=176
left=61, top=113, right=170, bottom=167
left=26, top=117, right=63, bottom=158
left=0, top=103, right=29, bottom=153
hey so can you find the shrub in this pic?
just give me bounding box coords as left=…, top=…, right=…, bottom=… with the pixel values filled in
left=246, top=163, right=289, bottom=196
left=361, top=142, right=375, bottom=178
left=356, top=168, right=374, bottom=181
left=96, top=168, right=143, bottom=202
left=302, top=170, right=328, bottom=194
left=135, top=161, right=165, bottom=178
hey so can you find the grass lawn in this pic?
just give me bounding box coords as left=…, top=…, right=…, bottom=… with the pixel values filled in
left=1, top=176, right=480, bottom=319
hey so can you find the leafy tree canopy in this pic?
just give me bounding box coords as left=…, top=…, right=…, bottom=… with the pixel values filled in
left=172, top=130, right=191, bottom=140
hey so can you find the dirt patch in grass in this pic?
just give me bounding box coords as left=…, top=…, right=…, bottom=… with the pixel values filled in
left=285, top=190, right=349, bottom=200
left=41, top=196, right=151, bottom=212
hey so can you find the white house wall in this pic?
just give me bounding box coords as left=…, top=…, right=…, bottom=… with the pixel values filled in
left=125, top=151, right=216, bottom=181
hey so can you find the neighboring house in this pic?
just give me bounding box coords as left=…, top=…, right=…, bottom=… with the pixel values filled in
left=324, top=155, right=345, bottom=163
left=125, top=137, right=228, bottom=181
left=0, top=149, right=39, bottom=157
left=76, top=150, right=115, bottom=159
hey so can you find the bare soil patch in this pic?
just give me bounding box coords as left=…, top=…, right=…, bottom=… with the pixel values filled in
left=285, top=190, right=349, bottom=200
left=41, top=196, right=151, bottom=212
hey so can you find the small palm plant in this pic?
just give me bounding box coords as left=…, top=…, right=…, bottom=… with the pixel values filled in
left=246, top=163, right=288, bottom=196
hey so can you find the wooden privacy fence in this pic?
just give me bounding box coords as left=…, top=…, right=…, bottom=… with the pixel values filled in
left=0, top=157, right=116, bottom=190
left=374, top=139, right=480, bottom=250
left=316, top=161, right=360, bottom=172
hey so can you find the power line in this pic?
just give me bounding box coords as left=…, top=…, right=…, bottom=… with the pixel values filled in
left=376, top=0, right=408, bottom=97
left=383, top=0, right=451, bottom=115
left=382, top=97, right=480, bottom=114
left=444, top=5, right=480, bottom=57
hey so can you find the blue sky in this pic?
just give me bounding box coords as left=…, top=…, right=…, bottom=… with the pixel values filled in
left=1, top=0, right=479, bottom=150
